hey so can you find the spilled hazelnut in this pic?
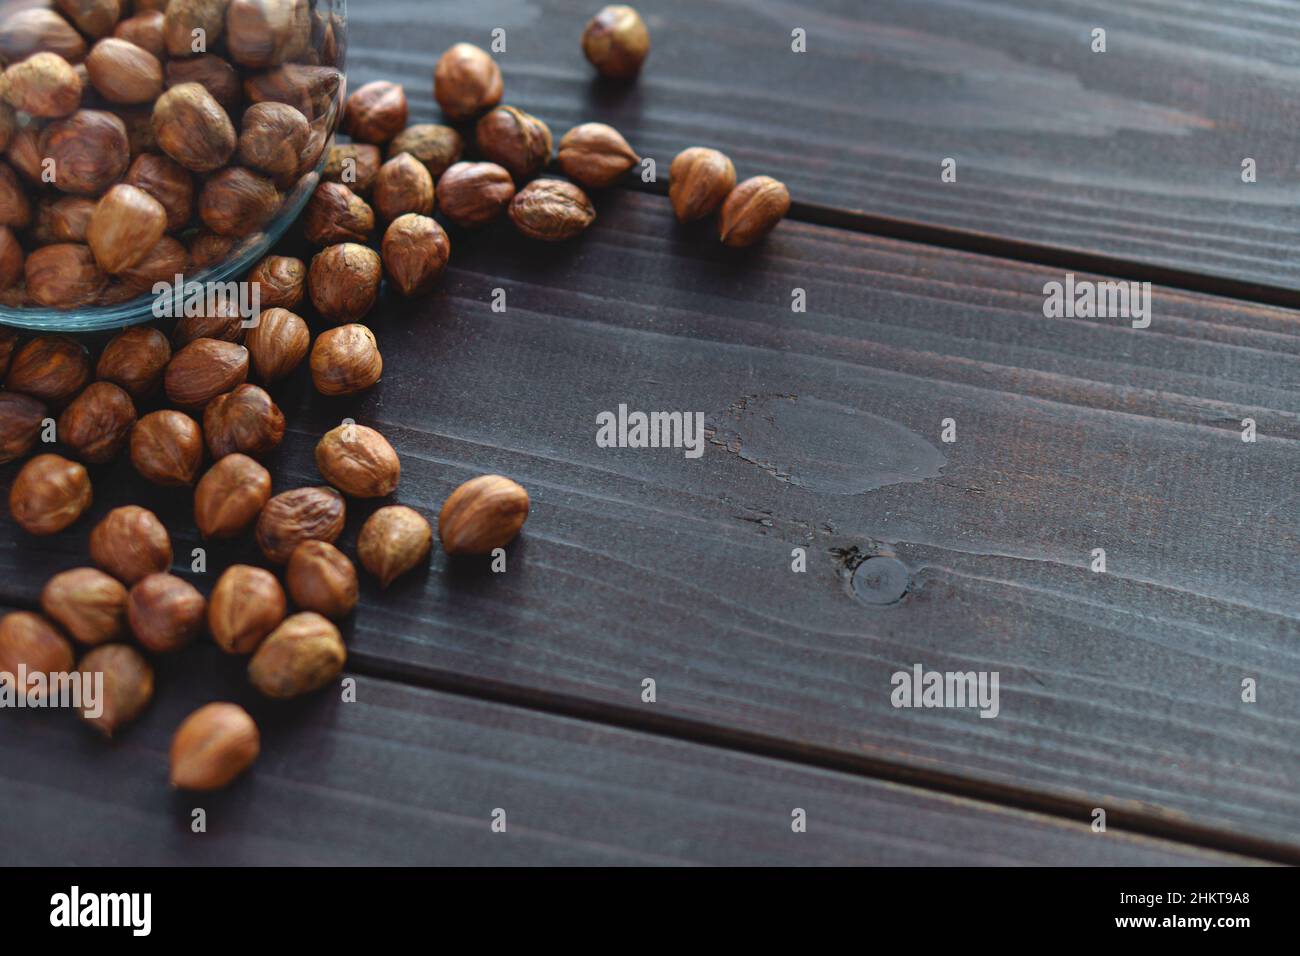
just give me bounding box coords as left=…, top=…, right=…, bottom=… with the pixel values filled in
left=255, top=485, right=346, bottom=564
left=439, top=474, right=530, bottom=555
left=718, top=175, right=791, bottom=247
left=79, top=644, right=154, bottom=739
left=389, top=123, right=462, bottom=179
left=0, top=612, right=74, bottom=703
left=9, top=453, right=92, bottom=535
left=303, top=181, right=374, bottom=245
left=308, top=243, right=381, bottom=324
left=40, top=567, right=128, bottom=647
left=164, top=338, right=249, bottom=408
left=247, top=255, right=306, bottom=310
left=4, top=334, right=90, bottom=405
left=0, top=391, right=46, bottom=464
left=557, top=122, right=639, bottom=188
left=248, top=611, right=346, bottom=698
left=669, top=147, right=735, bottom=223
left=309, top=322, right=382, bottom=396
left=56, top=380, right=137, bottom=464
left=203, top=383, right=285, bottom=459
left=381, top=213, right=449, bottom=297
left=372, top=152, right=434, bottom=222
left=170, top=702, right=260, bottom=791
left=245, top=306, right=309, bottom=382
left=89, top=505, right=173, bottom=585
left=322, top=142, right=381, bottom=196
left=194, top=452, right=271, bottom=538
left=433, top=43, right=502, bottom=121
left=435, top=161, right=514, bottom=228
left=476, top=105, right=553, bottom=182
left=508, top=179, right=596, bottom=242
left=127, top=572, right=205, bottom=653
left=358, top=504, right=432, bottom=587
left=315, top=422, right=400, bottom=498
left=208, top=564, right=286, bottom=655
left=286, top=540, right=357, bottom=619
left=130, top=409, right=204, bottom=486
left=344, top=80, right=407, bottom=144
left=582, top=5, right=650, bottom=80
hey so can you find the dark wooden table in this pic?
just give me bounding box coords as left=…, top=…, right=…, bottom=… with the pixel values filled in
left=2, top=0, right=1297, bottom=866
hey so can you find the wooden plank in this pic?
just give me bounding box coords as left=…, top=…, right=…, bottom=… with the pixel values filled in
left=0, top=642, right=1259, bottom=865
left=345, top=0, right=1300, bottom=294
left=2, top=194, right=1296, bottom=856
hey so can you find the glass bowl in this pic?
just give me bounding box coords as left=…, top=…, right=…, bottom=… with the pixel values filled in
left=0, top=0, right=347, bottom=333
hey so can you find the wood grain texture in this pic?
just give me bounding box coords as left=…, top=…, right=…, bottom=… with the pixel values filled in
left=0, top=638, right=1259, bottom=866
left=1, top=194, right=1296, bottom=858
left=343, top=0, right=1300, bottom=293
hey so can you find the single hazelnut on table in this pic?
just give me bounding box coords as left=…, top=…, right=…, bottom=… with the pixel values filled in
left=85, top=37, right=164, bottom=104
left=124, top=153, right=194, bottom=233
left=309, top=322, right=382, bottom=397
left=78, top=644, right=154, bottom=739
left=718, top=175, right=791, bottom=248
left=476, top=106, right=553, bottom=182
left=25, top=244, right=107, bottom=308
left=245, top=306, right=309, bottom=382
left=4, top=334, right=90, bottom=406
left=194, top=452, right=271, bottom=538
left=225, top=0, right=313, bottom=69
left=0, top=160, right=30, bottom=228
left=9, top=453, right=91, bottom=535
left=1, top=51, right=82, bottom=117
left=116, top=236, right=188, bottom=292
left=86, top=184, right=168, bottom=273
left=508, top=179, right=596, bottom=242
left=56, top=380, right=137, bottom=464
left=203, top=383, right=285, bottom=459
left=0, top=391, right=46, bottom=464
left=358, top=504, right=432, bottom=588
left=89, top=504, right=173, bottom=584
left=248, top=611, right=346, bottom=699
left=303, top=181, right=374, bottom=245
left=40, top=110, right=131, bottom=195
left=322, top=142, right=381, bottom=196
left=668, top=147, right=735, bottom=223
left=389, top=123, right=462, bottom=179
left=439, top=474, right=530, bottom=555
left=127, top=572, right=205, bottom=653
left=170, top=702, right=260, bottom=791
left=162, top=0, right=229, bottom=58
left=164, top=338, right=249, bottom=408
left=256, top=485, right=346, bottom=564
left=247, top=255, right=306, bottom=310
left=286, top=540, right=357, bottom=619
left=372, top=152, right=434, bottom=222
left=315, top=422, right=400, bottom=499
left=47, top=196, right=97, bottom=242
left=208, top=564, right=286, bottom=655
left=164, top=53, right=241, bottom=115
left=40, top=567, right=128, bottom=646
left=0, top=612, right=74, bottom=703
left=382, top=213, right=450, bottom=297
left=55, top=0, right=123, bottom=39
left=129, top=409, right=204, bottom=487
left=152, top=82, right=236, bottom=173
left=557, top=122, right=639, bottom=189
left=198, top=166, right=281, bottom=237
left=582, top=5, right=650, bottom=80
left=0, top=224, right=22, bottom=289
left=238, top=101, right=310, bottom=179
left=344, top=80, right=407, bottom=144
left=113, top=11, right=167, bottom=60
left=434, top=43, right=503, bottom=122
left=436, top=161, right=514, bottom=228
left=308, top=243, right=382, bottom=324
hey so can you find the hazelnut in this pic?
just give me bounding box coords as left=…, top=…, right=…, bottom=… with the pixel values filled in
left=203, top=383, right=284, bottom=459
left=668, top=147, right=735, bottom=223
left=198, top=166, right=280, bottom=237
left=322, top=142, right=381, bottom=196
left=1, top=51, right=82, bottom=117
left=309, top=322, right=381, bottom=397
left=165, top=53, right=240, bottom=114
left=476, top=106, right=553, bottom=182
left=245, top=306, right=309, bottom=382
left=718, top=175, right=790, bottom=247
left=243, top=63, right=340, bottom=121
left=0, top=9, right=87, bottom=65
left=9, top=453, right=91, bottom=535
left=508, top=179, right=596, bottom=242
left=358, top=504, right=431, bottom=587
left=248, top=611, right=345, bottom=698
left=4, top=334, right=90, bottom=405
left=247, top=255, right=305, bottom=310
left=116, top=236, right=188, bottom=292
left=0, top=224, right=22, bottom=288
left=0, top=391, right=46, bottom=464
left=40, top=109, right=131, bottom=195
left=172, top=302, right=244, bottom=347
left=187, top=228, right=235, bottom=268
left=162, top=0, right=229, bottom=58
left=24, top=244, right=106, bottom=308
left=308, top=243, right=381, bottom=324
left=343, top=79, right=407, bottom=144
left=0, top=612, right=74, bottom=703
left=557, top=122, right=639, bottom=188
left=303, top=181, right=374, bottom=245
left=47, top=196, right=97, bottom=242
left=433, top=43, right=502, bottom=121
left=127, top=572, right=204, bottom=652
left=57, top=380, right=137, bottom=463
left=381, top=213, right=449, bottom=297
left=435, top=161, right=514, bottom=228
left=124, top=153, right=194, bottom=232
left=238, top=100, right=309, bottom=179
left=96, top=326, right=171, bottom=399
left=225, top=0, right=312, bottom=69
left=194, top=452, right=271, bottom=538
left=86, top=183, right=167, bottom=273
left=152, top=82, right=236, bottom=173
left=208, top=564, right=286, bottom=654
left=164, top=338, right=249, bottom=408
left=85, top=37, right=163, bottom=104
left=55, top=0, right=123, bottom=39
left=5, top=125, right=45, bottom=186
left=169, top=702, right=260, bottom=791
left=439, top=474, right=530, bottom=555
left=0, top=160, right=30, bottom=228
left=130, top=409, right=204, bottom=486
left=40, top=567, right=128, bottom=646
left=286, top=540, right=356, bottom=619
left=255, top=485, right=345, bottom=563
left=78, top=644, right=153, bottom=739
left=113, top=12, right=166, bottom=60
left=372, top=152, right=434, bottom=222
left=582, top=5, right=650, bottom=80
left=389, top=123, right=462, bottom=179
left=315, top=422, right=399, bottom=498
left=89, top=505, right=173, bottom=584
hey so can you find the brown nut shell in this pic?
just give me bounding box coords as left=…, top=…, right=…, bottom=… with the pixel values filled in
left=127, top=572, right=204, bottom=653
left=475, top=105, right=552, bottom=182
left=508, top=179, right=595, bottom=242
left=40, top=567, right=128, bottom=646
left=246, top=256, right=305, bottom=310
left=89, top=505, right=173, bottom=585
left=309, top=322, right=381, bottom=396
left=718, top=175, right=791, bottom=248
left=193, top=452, right=271, bottom=538
left=9, top=453, right=92, bottom=535
left=668, top=147, right=735, bottom=223
left=0, top=612, right=74, bottom=702
left=169, top=702, right=260, bottom=791
left=164, top=338, right=249, bottom=408
left=152, top=82, right=236, bottom=173
left=388, top=123, right=462, bottom=179
left=85, top=37, right=164, bottom=104
left=303, top=181, right=374, bottom=245
left=557, top=122, right=638, bottom=188
left=438, top=474, right=529, bottom=555
left=381, top=213, right=449, bottom=297
left=255, top=485, right=345, bottom=564
left=208, top=564, right=286, bottom=654
left=96, top=326, right=171, bottom=400
left=130, top=409, right=203, bottom=486
left=433, top=43, right=502, bottom=122
left=435, top=161, right=514, bottom=228
left=245, top=306, right=309, bottom=382
left=4, top=334, right=91, bottom=405
left=582, top=5, right=650, bottom=80
left=285, top=540, right=357, bottom=619
left=203, top=383, right=285, bottom=459
left=314, top=422, right=400, bottom=498
left=357, top=504, right=432, bottom=587
left=307, top=243, right=381, bottom=323
left=247, top=611, right=345, bottom=698
left=343, top=80, right=407, bottom=145
left=0, top=391, right=46, bottom=464
left=56, top=380, right=137, bottom=464
left=372, top=152, right=434, bottom=222
left=78, top=644, right=154, bottom=739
